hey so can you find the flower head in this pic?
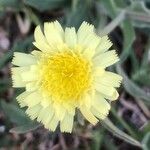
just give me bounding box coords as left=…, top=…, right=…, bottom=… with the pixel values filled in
left=11, top=21, right=122, bottom=132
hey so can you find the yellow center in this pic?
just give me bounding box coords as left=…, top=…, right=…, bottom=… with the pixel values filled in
left=39, top=50, right=92, bottom=102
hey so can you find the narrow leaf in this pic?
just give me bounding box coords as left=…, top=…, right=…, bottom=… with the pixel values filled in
left=101, top=0, right=135, bottom=62
left=102, top=118, right=142, bottom=148
left=0, top=101, right=31, bottom=125
left=142, top=132, right=150, bottom=150
left=24, top=0, right=67, bottom=12
left=10, top=122, right=41, bottom=134
left=117, top=64, right=150, bottom=103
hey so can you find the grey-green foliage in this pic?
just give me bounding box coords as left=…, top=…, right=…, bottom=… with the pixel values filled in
left=65, top=0, right=92, bottom=28
left=24, top=0, right=68, bottom=12
left=0, top=0, right=21, bottom=10
left=142, top=132, right=150, bottom=150
left=132, top=42, right=150, bottom=86
left=0, top=0, right=69, bottom=11
left=0, top=100, right=31, bottom=126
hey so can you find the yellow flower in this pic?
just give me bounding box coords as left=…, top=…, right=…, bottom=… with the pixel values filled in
left=11, top=21, right=122, bottom=132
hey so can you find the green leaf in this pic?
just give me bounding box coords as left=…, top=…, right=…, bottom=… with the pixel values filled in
left=101, top=0, right=117, bottom=18
left=0, top=101, right=31, bottom=126
left=0, top=50, right=14, bottom=69
left=65, top=0, right=92, bottom=28
left=0, top=79, right=11, bottom=93
left=91, top=129, right=105, bottom=150
left=25, top=8, right=41, bottom=26
left=142, top=122, right=150, bottom=135
left=116, top=64, right=150, bottom=103
left=0, top=0, right=21, bottom=10
left=127, top=1, right=150, bottom=28
left=0, top=135, right=12, bottom=148
left=77, top=110, right=85, bottom=126
left=104, top=137, right=118, bottom=150
left=132, top=68, right=150, bottom=86
left=120, top=20, right=135, bottom=62
left=99, top=10, right=126, bottom=36
left=141, top=43, right=150, bottom=68
left=0, top=36, right=33, bottom=69
left=111, top=108, right=139, bottom=139
left=129, top=50, right=140, bottom=74
left=10, top=122, right=41, bottom=134
left=142, top=132, right=150, bottom=150
left=102, top=118, right=142, bottom=148
left=24, top=0, right=68, bottom=12
left=131, top=39, right=150, bottom=85
left=101, top=0, right=135, bottom=62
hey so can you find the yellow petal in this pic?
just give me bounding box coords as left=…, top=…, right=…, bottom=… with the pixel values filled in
left=62, top=103, right=75, bottom=116
left=95, top=36, right=112, bottom=55
left=77, top=22, right=100, bottom=50
left=80, top=33, right=100, bottom=50
left=26, top=104, right=42, bottom=120
left=60, top=113, right=74, bottom=133
left=41, top=97, right=51, bottom=108
left=82, top=48, right=95, bottom=60
left=25, top=82, right=39, bottom=92
left=33, top=25, right=52, bottom=52
left=53, top=102, right=66, bottom=121
left=95, top=71, right=122, bottom=88
left=44, top=111, right=54, bottom=126
left=93, top=50, right=119, bottom=68
left=91, top=107, right=106, bottom=120
left=103, top=90, right=119, bottom=101
left=92, top=93, right=110, bottom=116
left=80, top=107, right=98, bottom=125
left=82, top=94, right=92, bottom=109
left=48, top=115, right=59, bottom=131
left=31, top=50, right=42, bottom=58
left=41, top=106, right=54, bottom=125
left=16, top=91, right=32, bottom=107
left=95, top=83, right=119, bottom=100
left=37, top=107, right=49, bottom=122
left=21, top=70, right=39, bottom=82
left=90, top=93, right=110, bottom=120
left=77, top=22, right=94, bottom=44
left=44, top=22, right=63, bottom=49
left=93, top=67, right=105, bottom=77
left=12, top=52, right=37, bottom=67
left=11, top=67, right=29, bottom=87
left=65, top=27, right=77, bottom=48
left=24, top=91, right=42, bottom=107
left=53, top=20, right=64, bottom=39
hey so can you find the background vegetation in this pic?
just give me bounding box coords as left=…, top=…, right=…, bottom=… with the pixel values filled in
left=0, top=0, right=150, bottom=149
